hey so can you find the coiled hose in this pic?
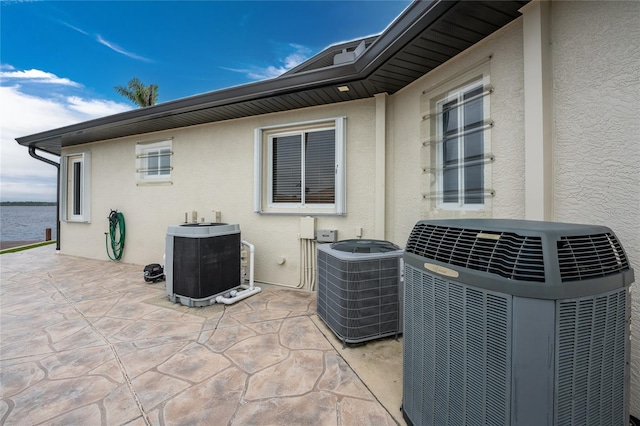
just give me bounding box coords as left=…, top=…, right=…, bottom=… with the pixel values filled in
left=105, top=210, right=125, bottom=261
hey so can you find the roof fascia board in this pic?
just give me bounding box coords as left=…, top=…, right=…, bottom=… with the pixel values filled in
left=16, top=59, right=364, bottom=148
left=20, top=0, right=524, bottom=152
left=17, top=1, right=450, bottom=148
left=353, top=0, right=453, bottom=74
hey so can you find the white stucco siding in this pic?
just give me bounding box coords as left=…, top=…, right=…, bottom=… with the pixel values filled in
left=551, top=0, right=640, bottom=415
left=59, top=99, right=379, bottom=287
left=57, top=2, right=640, bottom=413
left=386, top=18, right=526, bottom=246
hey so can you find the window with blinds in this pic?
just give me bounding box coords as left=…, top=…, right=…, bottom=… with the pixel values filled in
left=272, top=129, right=335, bottom=205
left=271, top=129, right=335, bottom=205
left=255, top=117, right=346, bottom=215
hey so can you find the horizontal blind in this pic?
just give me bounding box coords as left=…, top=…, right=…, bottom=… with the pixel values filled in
left=272, top=134, right=302, bottom=203
left=305, top=129, right=335, bottom=204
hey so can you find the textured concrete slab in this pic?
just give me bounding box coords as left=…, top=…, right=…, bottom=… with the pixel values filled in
left=0, top=246, right=402, bottom=425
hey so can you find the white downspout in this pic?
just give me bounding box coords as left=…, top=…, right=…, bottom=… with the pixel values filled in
left=215, top=240, right=261, bottom=305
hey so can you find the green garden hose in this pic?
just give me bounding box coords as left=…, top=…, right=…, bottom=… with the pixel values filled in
left=105, top=210, right=125, bottom=261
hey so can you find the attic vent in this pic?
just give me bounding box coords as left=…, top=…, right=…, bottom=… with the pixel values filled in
left=557, top=233, right=630, bottom=282
left=333, top=40, right=367, bottom=65
left=405, top=223, right=545, bottom=282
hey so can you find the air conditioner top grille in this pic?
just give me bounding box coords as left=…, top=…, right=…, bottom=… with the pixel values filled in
left=406, top=223, right=546, bottom=282
left=557, top=233, right=629, bottom=282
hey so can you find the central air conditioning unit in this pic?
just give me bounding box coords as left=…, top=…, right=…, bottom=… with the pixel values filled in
left=165, top=223, right=240, bottom=307
left=317, top=239, right=404, bottom=345
left=402, top=219, right=633, bottom=426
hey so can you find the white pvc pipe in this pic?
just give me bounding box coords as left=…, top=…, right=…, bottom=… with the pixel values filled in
left=215, top=240, right=261, bottom=305
left=241, top=240, right=255, bottom=290
left=215, top=285, right=261, bottom=305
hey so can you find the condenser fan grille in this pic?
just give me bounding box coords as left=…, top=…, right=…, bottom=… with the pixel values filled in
left=405, top=223, right=545, bottom=282
left=557, top=234, right=630, bottom=282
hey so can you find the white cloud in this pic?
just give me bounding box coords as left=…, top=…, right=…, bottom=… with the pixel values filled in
left=56, top=20, right=153, bottom=63
left=224, top=43, right=312, bottom=81
left=0, top=83, right=131, bottom=201
left=284, top=44, right=311, bottom=69
left=96, top=35, right=152, bottom=63
left=66, top=96, right=130, bottom=117
left=0, top=69, right=81, bottom=87
left=58, top=20, right=89, bottom=36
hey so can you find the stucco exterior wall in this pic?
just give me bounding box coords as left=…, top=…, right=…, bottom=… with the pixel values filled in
left=60, top=99, right=379, bottom=287
left=550, top=0, right=640, bottom=415
left=58, top=1, right=640, bottom=416
left=386, top=18, right=526, bottom=245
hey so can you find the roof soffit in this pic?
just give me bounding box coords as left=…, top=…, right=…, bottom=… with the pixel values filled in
left=17, top=0, right=528, bottom=155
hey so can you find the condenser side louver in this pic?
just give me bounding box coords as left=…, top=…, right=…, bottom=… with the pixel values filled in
left=317, top=239, right=404, bottom=345
left=402, top=219, right=634, bottom=426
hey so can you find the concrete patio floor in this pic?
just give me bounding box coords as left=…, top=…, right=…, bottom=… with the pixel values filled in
left=0, top=246, right=404, bottom=425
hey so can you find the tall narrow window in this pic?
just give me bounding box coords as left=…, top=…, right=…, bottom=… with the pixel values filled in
left=72, top=158, right=82, bottom=216
left=254, top=117, right=345, bottom=215
left=61, top=152, right=90, bottom=222
left=437, top=81, right=487, bottom=207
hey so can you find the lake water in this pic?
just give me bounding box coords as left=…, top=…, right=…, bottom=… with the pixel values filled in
left=0, top=205, right=57, bottom=242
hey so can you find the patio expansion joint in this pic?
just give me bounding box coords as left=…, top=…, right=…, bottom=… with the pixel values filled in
left=48, top=278, right=152, bottom=426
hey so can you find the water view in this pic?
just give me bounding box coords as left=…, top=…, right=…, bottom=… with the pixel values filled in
left=0, top=205, right=57, bottom=242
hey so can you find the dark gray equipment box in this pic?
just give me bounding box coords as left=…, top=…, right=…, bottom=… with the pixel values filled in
left=402, top=219, right=634, bottom=426
left=317, top=239, right=404, bottom=345
left=165, top=223, right=240, bottom=307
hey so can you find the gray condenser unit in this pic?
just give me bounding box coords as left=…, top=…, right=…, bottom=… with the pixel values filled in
left=402, top=219, right=633, bottom=426
left=165, top=223, right=240, bottom=307
left=317, top=239, right=404, bottom=345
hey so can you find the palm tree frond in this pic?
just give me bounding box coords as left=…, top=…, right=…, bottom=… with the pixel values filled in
left=114, top=77, right=158, bottom=107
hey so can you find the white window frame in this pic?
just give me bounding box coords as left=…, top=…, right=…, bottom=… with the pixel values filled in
left=135, top=139, right=173, bottom=185
left=60, top=152, right=91, bottom=222
left=434, top=75, right=491, bottom=210
left=254, top=117, right=346, bottom=215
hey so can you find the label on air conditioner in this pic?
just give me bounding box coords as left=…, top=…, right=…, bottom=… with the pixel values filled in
left=476, top=232, right=501, bottom=240
left=424, top=263, right=459, bottom=278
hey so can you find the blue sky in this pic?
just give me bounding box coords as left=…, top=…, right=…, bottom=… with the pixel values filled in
left=0, top=0, right=410, bottom=201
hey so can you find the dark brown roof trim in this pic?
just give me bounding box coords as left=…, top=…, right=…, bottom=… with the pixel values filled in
left=16, top=0, right=527, bottom=155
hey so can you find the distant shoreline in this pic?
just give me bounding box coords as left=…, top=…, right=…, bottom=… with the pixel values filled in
left=0, top=202, right=56, bottom=206
left=0, top=240, right=41, bottom=250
